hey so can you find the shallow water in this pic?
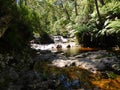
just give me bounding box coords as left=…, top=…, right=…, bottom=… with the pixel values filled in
left=31, top=42, right=99, bottom=56
left=32, top=43, right=120, bottom=90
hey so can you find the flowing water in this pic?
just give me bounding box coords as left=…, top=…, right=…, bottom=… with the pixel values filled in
left=31, top=42, right=99, bottom=56
left=32, top=42, right=120, bottom=90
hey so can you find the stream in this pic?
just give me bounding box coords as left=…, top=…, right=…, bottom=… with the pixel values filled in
left=31, top=42, right=120, bottom=90
left=31, top=42, right=97, bottom=56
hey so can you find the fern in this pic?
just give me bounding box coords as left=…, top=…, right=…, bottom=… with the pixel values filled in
left=106, top=20, right=120, bottom=29
left=100, top=1, right=120, bottom=16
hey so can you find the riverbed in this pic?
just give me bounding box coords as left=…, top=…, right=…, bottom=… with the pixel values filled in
left=31, top=42, right=98, bottom=55
left=30, top=42, right=120, bottom=89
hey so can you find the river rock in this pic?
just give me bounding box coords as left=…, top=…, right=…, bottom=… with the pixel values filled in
left=9, top=69, right=19, bottom=80
left=56, top=45, right=62, bottom=48
left=52, top=50, right=120, bottom=73
left=8, top=84, right=22, bottom=90
left=39, top=50, right=51, bottom=54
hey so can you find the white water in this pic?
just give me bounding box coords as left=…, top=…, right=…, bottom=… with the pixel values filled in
left=31, top=42, right=78, bottom=51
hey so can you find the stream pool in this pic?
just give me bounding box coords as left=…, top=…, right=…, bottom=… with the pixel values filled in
left=31, top=42, right=99, bottom=56
left=32, top=42, right=120, bottom=90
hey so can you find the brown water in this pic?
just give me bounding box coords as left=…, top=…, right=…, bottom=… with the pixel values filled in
left=33, top=43, right=120, bottom=89
left=56, top=46, right=98, bottom=56
left=34, top=61, right=120, bottom=90
left=55, top=45, right=120, bottom=57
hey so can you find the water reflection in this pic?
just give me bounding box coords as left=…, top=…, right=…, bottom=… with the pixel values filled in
left=31, top=42, right=99, bottom=56
left=56, top=46, right=99, bottom=56
left=64, top=47, right=80, bottom=56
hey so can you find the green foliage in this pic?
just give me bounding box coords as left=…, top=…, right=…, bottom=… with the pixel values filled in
left=90, top=20, right=120, bottom=48
left=1, top=0, right=120, bottom=50
left=91, top=1, right=120, bottom=22
left=74, top=24, right=92, bottom=46
left=0, top=0, right=55, bottom=51
left=51, top=17, right=69, bottom=35
left=0, top=1, right=35, bottom=51
left=106, top=20, right=120, bottom=30
left=100, top=1, right=120, bottom=17
left=97, top=20, right=120, bottom=38
left=0, top=0, right=15, bottom=16
left=74, top=0, right=120, bottom=48
left=75, top=24, right=90, bottom=35
left=106, top=71, right=117, bottom=79
left=73, top=0, right=93, bottom=25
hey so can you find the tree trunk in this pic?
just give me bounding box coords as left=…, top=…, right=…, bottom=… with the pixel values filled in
left=99, top=0, right=105, bottom=5
left=61, top=2, right=71, bottom=20
left=94, top=0, right=103, bottom=29
left=64, top=7, right=71, bottom=20
left=74, top=0, right=78, bottom=16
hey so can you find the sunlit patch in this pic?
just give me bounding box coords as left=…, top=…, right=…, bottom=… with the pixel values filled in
left=33, top=59, right=120, bottom=89
left=31, top=42, right=77, bottom=50
left=32, top=42, right=120, bottom=89
left=92, top=76, right=120, bottom=90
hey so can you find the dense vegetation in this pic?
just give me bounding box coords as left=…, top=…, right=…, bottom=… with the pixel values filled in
left=0, top=0, right=120, bottom=51
left=0, top=0, right=120, bottom=90
left=74, top=0, right=120, bottom=48
left=0, top=0, right=120, bottom=50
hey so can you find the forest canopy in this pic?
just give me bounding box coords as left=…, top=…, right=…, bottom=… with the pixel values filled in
left=0, top=0, right=120, bottom=51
